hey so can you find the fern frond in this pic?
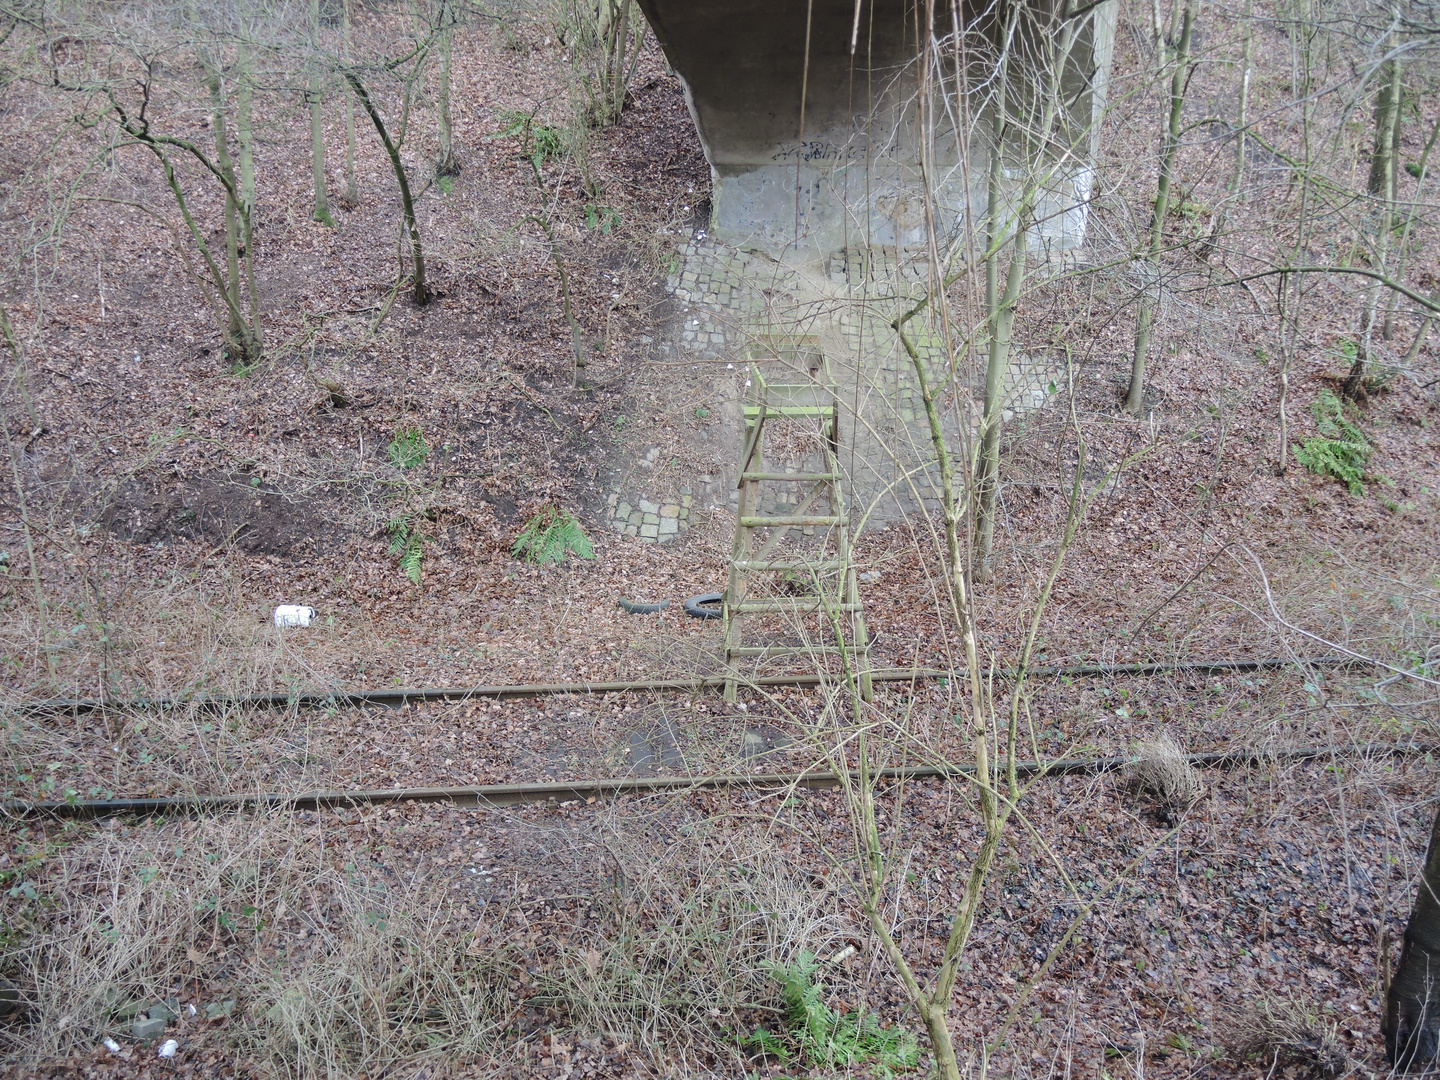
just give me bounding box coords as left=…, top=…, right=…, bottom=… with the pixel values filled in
left=385, top=515, right=426, bottom=583
left=1296, top=390, right=1372, bottom=495
left=513, top=506, right=595, bottom=564
left=399, top=535, right=424, bottom=584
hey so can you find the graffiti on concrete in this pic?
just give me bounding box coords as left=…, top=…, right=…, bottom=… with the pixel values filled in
left=769, top=140, right=863, bottom=163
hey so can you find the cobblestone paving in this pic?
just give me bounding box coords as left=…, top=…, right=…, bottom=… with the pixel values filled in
left=607, top=237, right=1058, bottom=542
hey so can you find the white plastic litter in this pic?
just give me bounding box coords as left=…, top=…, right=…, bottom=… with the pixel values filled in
left=273, top=605, right=316, bottom=628
left=101, top=1037, right=121, bottom=1054
left=157, top=1039, right=178, bottom=1059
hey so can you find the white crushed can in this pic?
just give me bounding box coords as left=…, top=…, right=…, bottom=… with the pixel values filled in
left=157, top=1038, right=179, bottom=1058
left=273, top=605, right=316, bottom=628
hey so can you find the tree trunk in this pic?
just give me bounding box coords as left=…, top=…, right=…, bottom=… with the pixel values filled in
left=1274, top=0, right=1316, bottom=473
left=1383, top=106, right=1438, bottom=341
left=310, top=0, right=337, bottom=227
left=604, top=0, right=632, bottom=125
left=975, top=153, right=1026, bottom=583
left=1355, top=52, right=1402, bottom=359
left=196, top=50, right=261, bottom=364
left=1385, top=803, right=1440, bottom=1067
left=976, top=152, right=1004, bottom=582
left=1367, top=56, right=1403, bottom=199
left=436, top=0, right=458, bottom=176
left=1125, top=0, right=1197, bottom=415
left=1276, top=357, right=1291, bottom=471
left=343, top=0, right=359, bottom=205
left=1403, top=289, right=1439, bottom=367
left=203, top=59, right=243, bottom=350
left=1233, top=0, right=1251, bottom=195
left=346, top=71, right=430, bottom=306
left=310, top=75, right=335, bottom=225
left=237, top=39, right=256, bottom=224
left=1200, top=0, right=1250, bottom=262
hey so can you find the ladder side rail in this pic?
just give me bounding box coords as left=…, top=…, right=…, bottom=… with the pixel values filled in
left=724, top=376, right=768, bottom=701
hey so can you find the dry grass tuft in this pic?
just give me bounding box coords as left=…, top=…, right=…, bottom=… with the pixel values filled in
left=0, top=813, right=513, bottom=1078
left=1126, top=732, right=1203, bottom=820
left=533, top=807, right=846, bottom=1056
left=0, top=804, right=843, bottom=1077
left=0, top=697, right=349, bottom=805
left=241, top=891, right=513, bottom=1079
left=1223, top=997, right=1356, bottom=1079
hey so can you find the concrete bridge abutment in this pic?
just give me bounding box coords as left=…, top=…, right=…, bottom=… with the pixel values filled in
left=602, top=0, right=1117, bottom=540
left=636, top=0, right=1116, bottom=260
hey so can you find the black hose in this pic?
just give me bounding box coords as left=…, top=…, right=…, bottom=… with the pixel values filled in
left=617, top=598, right=670, bottom=614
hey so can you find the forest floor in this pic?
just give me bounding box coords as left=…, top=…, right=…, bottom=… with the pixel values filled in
left=1, top=0, right=1439, bottom=1077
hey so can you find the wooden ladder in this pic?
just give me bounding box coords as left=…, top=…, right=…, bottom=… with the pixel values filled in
left=723, top=363, right=872, bottom=703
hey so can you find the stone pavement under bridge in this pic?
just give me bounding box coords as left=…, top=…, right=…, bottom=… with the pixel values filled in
left=603, top=239, right=1061, bottom=543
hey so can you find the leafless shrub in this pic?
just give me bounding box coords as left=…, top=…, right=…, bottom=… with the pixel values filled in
left=1224, top=997, right=1356, bottom=1079
left=241, top=888, right=513, bottom=1079
left=0, top=813, right=513, bottom=1077
left=534, top=808, right=845, bottom=1054
left=1126, top=732, right=1203, bottom=820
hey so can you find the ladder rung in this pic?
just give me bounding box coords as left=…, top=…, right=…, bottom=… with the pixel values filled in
left=733, top=559, right=847, bottom=572
left=740, top=515, right=840, bottom=528
left=743, top=406, right=834, bottom=418
left=734, top=600, right=864, bottom=614
left=751, top=383, right=834, bottom=397
left=729, top=646, right=869, bottom=658
left=740, top=472, right=837, bottom=482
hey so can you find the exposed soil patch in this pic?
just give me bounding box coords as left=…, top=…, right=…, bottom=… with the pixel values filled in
left=106, top=472, right=334, bottom=557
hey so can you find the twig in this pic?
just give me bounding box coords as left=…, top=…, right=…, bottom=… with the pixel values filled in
left=502, top=372, right=564, bottom=431
left=1234, top=546, right=1440, bottom=688
left=0, top=307, right=54, bottom=686
left=1128, top=536, right=1239, bottom=638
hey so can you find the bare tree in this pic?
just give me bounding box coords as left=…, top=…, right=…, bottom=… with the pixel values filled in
left=345, top=61, right=432, bottom=306
left=1125, top=0, right=1197, bottom=415
left=837, top=1, right=1132, bottom=1072
left=308, top=0, right=337, bottom=225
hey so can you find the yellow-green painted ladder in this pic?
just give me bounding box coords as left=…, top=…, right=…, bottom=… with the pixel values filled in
left=723, top=363, right=872, bottom=703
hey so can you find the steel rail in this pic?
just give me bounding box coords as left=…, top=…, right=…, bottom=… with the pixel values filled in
left=6, top=740, right=1422, bottom=820
left=15, top=657, right=1354, bottom=717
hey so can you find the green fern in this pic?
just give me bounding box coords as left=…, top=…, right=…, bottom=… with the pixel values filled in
left=1293, top=390, right=1371, bottom=495
left=776, top=953, right=832, bottom=1050
left=387, top=426, right=428, bottom=470
left=492, top=110, right=567, bottom=168
left=748, top=952, right=918, bottom=1074
left=512, top=506, right=594, bottom=565
left=386, top=517, right=426, bottom=584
